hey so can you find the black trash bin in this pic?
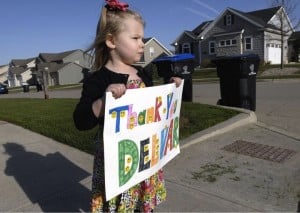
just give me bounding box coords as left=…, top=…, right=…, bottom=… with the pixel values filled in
left=22, top=84, right=30, bottom=93
left=36, top=83, right=43, bottom=92
left=212, top=54, right=260, bottom=111
left=153, top=53, right=195, bottom=102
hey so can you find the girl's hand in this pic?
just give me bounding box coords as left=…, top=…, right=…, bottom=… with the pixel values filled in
left=106, top=83, right=126, bottom=98
left=170, top=77, right=182, bottom=87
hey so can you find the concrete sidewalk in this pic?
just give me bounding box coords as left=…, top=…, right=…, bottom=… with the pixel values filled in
left=0, top=108, right=299, bottom=212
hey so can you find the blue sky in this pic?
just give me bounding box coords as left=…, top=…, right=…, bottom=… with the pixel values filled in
left=1, top=0, right=299, bottom=65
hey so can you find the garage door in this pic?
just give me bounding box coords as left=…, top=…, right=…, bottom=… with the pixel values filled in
left=267, top=46, right=281, bottom=64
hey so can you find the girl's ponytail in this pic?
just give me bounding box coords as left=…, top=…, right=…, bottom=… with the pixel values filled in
left=98, top=7, right=107, bottom=37
left=92, top=6, right=109, bottom=70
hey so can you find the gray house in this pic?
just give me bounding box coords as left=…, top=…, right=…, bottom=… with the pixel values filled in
left=0, top=64, right=9, bottom=84
left=4, top=38, right=170, bottom=87
left=135, top=37, right=173, bottom=68
left=8, top=58, right=36, bottom=87
left=288, top=31, right=300, bottom=62
left=36, top=49, right=92, bottom=86
left=172, top=6, right=294, bottom=66
left=6, top=49, right=92, bottom=88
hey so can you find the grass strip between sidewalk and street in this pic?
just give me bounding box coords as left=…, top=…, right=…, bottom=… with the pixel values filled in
left=0, top=99, right=240, bottom=154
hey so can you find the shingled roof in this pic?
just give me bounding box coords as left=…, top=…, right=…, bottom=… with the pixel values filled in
left=10, top=57, right=36, bottom=67
left=9, top=67, right=26, bottom=75
left=143, top=38, right=152, bottom=44
left=227, top=6, right=282, bottom=30
left=38, top=49, right=79, bottom=63
left=196, top=6, right=288, bottom=40
left=179, top=21, right=214, bottom=40
left=36, top=62, right=65, bottom=72
left=36, top=61, right=83, bottom=73
left=192, top=21, right=213, bottom=36
left=247, top=6, right=281, bottom=25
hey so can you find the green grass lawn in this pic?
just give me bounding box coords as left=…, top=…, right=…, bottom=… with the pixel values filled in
left=0, top=99, right=239, bottom=154
left=192, top=63, right=300, bottom=81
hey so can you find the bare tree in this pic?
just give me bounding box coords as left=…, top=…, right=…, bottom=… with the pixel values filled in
left=269, top=0, right=300, bottom=69
left=270, top=0, right=300, bottom=29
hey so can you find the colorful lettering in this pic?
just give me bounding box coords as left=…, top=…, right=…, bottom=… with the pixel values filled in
left=139, top=138, right=150, bottom=172
left=155, top=96, right=162, bottom=122
left=164, top=119, right=174, bottom=156
left=109, top=105, right=129, bottom=133
left=138, top=110, right=146, bottom=125
left=173, top=117, right=179, bottom=148
left=151, top=134, right=160, bottom=167
left=119, top=139, right=139, bottom=186
left=146, top=107, right=154, bottom=124
left=127, top=104, right=137, bottom=129
left=160, top=126, right=168, bottom=159
left=166, top=93, right=173, bottom=119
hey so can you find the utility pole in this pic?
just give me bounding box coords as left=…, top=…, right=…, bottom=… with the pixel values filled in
left=280, top=6, right=284, bottom=70
left=42, top=67, right=49, bottom=99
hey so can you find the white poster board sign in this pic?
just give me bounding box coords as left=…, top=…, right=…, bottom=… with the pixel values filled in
left=103, top=82, right=184, bottom=200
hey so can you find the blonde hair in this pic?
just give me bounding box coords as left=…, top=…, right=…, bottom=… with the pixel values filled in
left=88, top=6, right=145, bottom=70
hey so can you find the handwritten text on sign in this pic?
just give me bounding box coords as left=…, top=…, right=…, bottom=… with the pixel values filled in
left=103, top=82, right=183, bottom=200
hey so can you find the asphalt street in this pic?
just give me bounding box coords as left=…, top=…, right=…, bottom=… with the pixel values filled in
left=194, top=79, right=300, bottom=139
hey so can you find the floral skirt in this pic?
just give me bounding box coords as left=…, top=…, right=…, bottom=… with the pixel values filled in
left=91, top=140, right=167, bottom=213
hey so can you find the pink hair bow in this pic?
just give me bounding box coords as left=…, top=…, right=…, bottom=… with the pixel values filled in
left=105, top=0, right=129, bottom=11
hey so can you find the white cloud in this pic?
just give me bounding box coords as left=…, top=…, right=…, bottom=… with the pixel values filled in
left=193, top=0, right=220, bottom=15
left=185, top=7, right=214, bottom=19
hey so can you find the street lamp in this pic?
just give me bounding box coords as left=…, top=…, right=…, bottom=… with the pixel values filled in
left=42, top=67, right=49, bottom=99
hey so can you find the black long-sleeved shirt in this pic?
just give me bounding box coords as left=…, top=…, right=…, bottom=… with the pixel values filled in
left=73, top=66, right=153, bottom=131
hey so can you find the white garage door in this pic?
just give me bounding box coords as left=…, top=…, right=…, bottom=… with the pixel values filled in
left=267, top=46, right=281, bottom=64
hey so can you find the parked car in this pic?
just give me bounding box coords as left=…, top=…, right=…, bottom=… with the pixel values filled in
left=0, top=83, right=8, bottom=94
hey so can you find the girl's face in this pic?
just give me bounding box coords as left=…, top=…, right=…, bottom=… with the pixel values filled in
left=112, top=17, right=144, bottom=65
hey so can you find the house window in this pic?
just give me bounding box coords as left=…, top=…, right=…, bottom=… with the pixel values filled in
left=182, top=43, right=191, bottom=53
left=219, top=39, right=237, bottom=47
left=267, top=43, right=281, bottom=48
left=245, top=37, right=252, bottom=50
left=209, top=41, right=215, bottom=54
left=224, top=14, right=234, bottom=26
left=149, top=47, right=154, bottom=57
left=226, top=15, right=232, bottom=25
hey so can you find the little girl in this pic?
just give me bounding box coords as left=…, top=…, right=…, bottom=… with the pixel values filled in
left=73, top=0, right=181, bottom=212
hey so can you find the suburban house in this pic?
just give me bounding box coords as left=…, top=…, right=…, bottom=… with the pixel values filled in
left=136, top=37, right=172, bottom=68
left=288, top=31, right=300, bottom=62
left=35, top=49, right=93, bottom=86
left=172, top=6, right=294, bottom=66
left=134, top=37, right=173, bottom=80
left=2, top=36, right=171, bottom=87
left=7, top=58, right=36, bottom=87
left=0, top=64, right=9, bottom=84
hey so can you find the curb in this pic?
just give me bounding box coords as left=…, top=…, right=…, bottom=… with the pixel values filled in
left=256, top=121, right=300, bottom=141
left=181, top=106, right=257, bottom=149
